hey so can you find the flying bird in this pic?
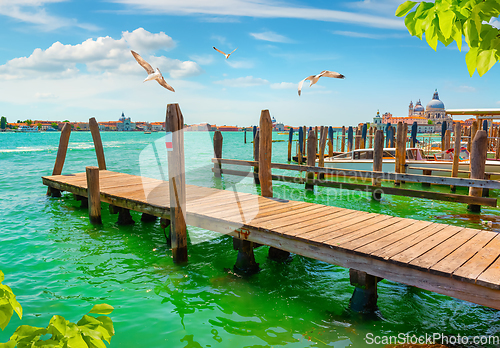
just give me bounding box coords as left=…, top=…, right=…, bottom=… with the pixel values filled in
left=131, top=50, right=175, bottom=92
left=213, top=46, right=238, bottom=59
left=298, top=70, right=345, bottom=96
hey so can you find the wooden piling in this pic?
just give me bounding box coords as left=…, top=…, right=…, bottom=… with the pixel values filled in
left=86, top=166, right=101, bottom=225
left=394, top=122, right=404, bottom=186
left=360, top=124, right=367, bottom=150
left=165, top=103, right=188, bottom=263
left=451, top=123, right=462, bottom=192
left=47, top=122, right=71, bottom=197
left=470, top=121, right=478, bottom=153
left=253, top=130, right=260, bottom=184
left=349, top=269, right=380, bottom=312
left=341, top=126, right=345, bottom=153
left=302, top=126, right=307, bottom=158
left=306, top=130, right=317, bottom=190
left=444, top=129, right=451, bottom=159
left=468, top=130, right=487, bottom=213
left=368, top=126, right=374, bottom=149
left=287, top=128, right=293, bottom=161
left=328, top=126, right=334, bottom=158
left=496, top=127, right=500, bottom=160
left=244, top=129, right=247, bottom=144
left=89, top=117, right=106, bottom=170
left=213, top=131, right=223, bottom=178
left=372, top=130, right=384, bottom=200
left=355, top=127, right=361, bottom=150
left=259, top=110, right=273, bottom=198
left=318, top=126, right=327, bottom=180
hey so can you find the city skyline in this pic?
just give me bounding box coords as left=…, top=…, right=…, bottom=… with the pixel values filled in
left=0, top=0, right=499, bottom=126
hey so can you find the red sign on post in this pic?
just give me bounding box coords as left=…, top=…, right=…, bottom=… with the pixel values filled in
left=165, top=132, right=173, bottom=151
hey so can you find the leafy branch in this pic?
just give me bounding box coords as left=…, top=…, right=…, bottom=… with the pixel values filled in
left=396, top=0, right=500, bottom=76
left=0, top=270, right=115, bottom=348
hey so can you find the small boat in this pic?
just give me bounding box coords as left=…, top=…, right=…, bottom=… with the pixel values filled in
left=144, top=131, right=151, bottom=134
left=16, top=125, right=39, bottom=132
left=320, top=147, right=500, bottom=179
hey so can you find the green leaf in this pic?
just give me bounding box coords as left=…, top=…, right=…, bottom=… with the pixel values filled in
left=477, top=49, right=498, bottom=76
left=415, top=1, right=434, bottom=18
left=452, top=21, right=463, bottom=51
left=0, top=271, right=4, bottom=283
left=88, top=304, right=114, bottom=316
left=466, top=46, right=479, bottom=76
left=0, top=340, right=16, bottom=348
left=405, top=11, right=417, bottom=35
left=96, top=317, right=114, bottom=338
left=396, top=0, right=418, bottom=16
left=425, top=18, right=439, bottom=50
left=464, top=19, right=479, bottom=47
left=0, top=304, right=13, bottom=330
left=49, top=315, right=67, bottom=336
left=66, top=334, right=88, bottom=348
left=438, top=10, right=456, bottom=38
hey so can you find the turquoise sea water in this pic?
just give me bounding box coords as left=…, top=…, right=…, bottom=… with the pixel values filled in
left=1, top=130, right=499, bottom=347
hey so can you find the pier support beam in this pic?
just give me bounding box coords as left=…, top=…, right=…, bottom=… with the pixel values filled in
left=74, top=194, right=88, bottom=208
left=86, top=166, right=101, bottom=225
left=160, top=218, right=171, bottom=244
left=89, top=117, right=106, bottom=170
left=349, top=269, right=380, bottom=313
left=372, top=130, right=384, bottom=201
left=305, top=129, right=317, bottom=191
left=213, top=131, right=223, bottom=178
left=234, top=240, right=260, bottom=275
left=141, top=213, right=157, bottom=222
left=468, top=130, right=487, bottom=213
left=166, top=103, right=188, bottom=263
left=109, top=205, right=135, bottom=225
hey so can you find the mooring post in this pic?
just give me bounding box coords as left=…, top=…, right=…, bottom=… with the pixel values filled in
left=349, top=269, right=381, bottom=313
left=166, top=103, right=188, bottom=263
left=328, top=126, right=334, bottom=158
left=253, top=130, right=260, bottom=185
left=361, top=123, right=367, bottom=150
left=213, top=130, right=223, bottom=178
left=298, top=127, right=303, bottom=164
left=305, top=129, right=317, bottom=191
left=141, top=213, right=157, bottom=223
left=86, top=166, right=101, bottom=225
left=394, top=122, right=404, bottom=186
left=347, top=126, right=353, bottom=152
left=244, top=129, right=247, bottom=144
left=372, top=130, right=384, bottom=201
left=451, top=123, right=462, bottom=192
left=470, top=121, right=478, bottom=153
left=259, top=110, right=273, bottom=198
left=302, top=126, right=307, bottom=160
left=368, top=126, right=374, bottom=149
left=468, top=130, right=487, bottom=213
left=287, top=128, right=293, bottom=162
left=109, top=205, right=135, bottom=225
left=89, top=117, right=106, bottom=170
left=354, top=127, right=360, bottom=150
left=341, top=126, right=346, bottom=153
left=496, top=127, right=500, bottom=160
left=318, top=126, right=327, bottom=180
left=47, top=122, right=72, bottom=197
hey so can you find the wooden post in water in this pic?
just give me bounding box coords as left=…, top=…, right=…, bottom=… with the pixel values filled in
left=372, top=130, right=384, bottom=201
left=496, top=127, right=500, bottom=160
left=444, top=129, right=451, bottom=159
left=341, top=126, right=346, bottom=153
left=315, top=126, right=318, bottom=146
left=360, top=124, right=367, bottom=150
left=368, top=126, right=374, bottom=148
left=89, top=117, right=106, bottom=170
left=86, top=166, right=101, bottom=225
left=394, top=122, right=404, bottom=186
left=318, top=126, right=327, bottom=180
left=470, top=121, right=478, bottom=153
left=165, top=103, right=188, bottom=263
left=467, top=130, right=487, bottom=213
left=349, top=269, right=381, bottom=313
left=451, top=123, right=462, bottom=192
left=213, top=130, right=223, bottom=178
left=259, top=110, right=273, bottom=198
left=390, top=126, right=396, bottom=148
left=253, top=130, right=260, bottom=184
left=47, top=122, right=72, bottom=197
left=355, top=127, right=361, bottom=150
left=302, top=126, right=307, bottom=159
left=328, top=126, right=334, bottom=158
left=305, top=130, right=317, bottom=190
left=244, top=129, right=247, bottom=144
left=287, top=128, right=293, bottom=162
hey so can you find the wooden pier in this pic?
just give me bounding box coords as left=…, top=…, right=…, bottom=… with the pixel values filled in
left=43, top=170, right=500, bottom=311
left=42, top=105, right=500, bottom=314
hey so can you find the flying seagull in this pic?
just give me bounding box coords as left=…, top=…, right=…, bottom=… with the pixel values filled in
left=213, top=46, right=238, bottom=59
left=131, top=50, right=175, bottom=92
left=298, top=70, right=345, bottom=96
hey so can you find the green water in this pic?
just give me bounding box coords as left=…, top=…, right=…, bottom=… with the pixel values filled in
left=1, top=131, right=499, bottom=347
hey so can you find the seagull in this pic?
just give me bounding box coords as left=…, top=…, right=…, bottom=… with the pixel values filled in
left=213, top=46, right=238, bottom=59
left=131, top=50, right=175, bottom=92
left=298, top=70, right=345, bottom=96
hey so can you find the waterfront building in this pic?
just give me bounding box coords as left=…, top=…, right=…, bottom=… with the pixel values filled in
left=116, top=112, right=135, bottom=131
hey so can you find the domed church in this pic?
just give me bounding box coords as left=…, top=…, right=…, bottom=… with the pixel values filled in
left=408, top=89, right=452, bottom=129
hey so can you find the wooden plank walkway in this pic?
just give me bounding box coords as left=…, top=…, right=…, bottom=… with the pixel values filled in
left=42, top=170, right=500, bottom=310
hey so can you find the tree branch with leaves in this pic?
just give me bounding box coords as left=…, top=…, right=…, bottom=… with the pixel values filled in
left=396, top=0, right=500, bottom=76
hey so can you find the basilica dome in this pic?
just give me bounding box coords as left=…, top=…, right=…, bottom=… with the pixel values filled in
left=426, top=90, right=445, bottom=110
left=414, top=100, right=425, bottom=112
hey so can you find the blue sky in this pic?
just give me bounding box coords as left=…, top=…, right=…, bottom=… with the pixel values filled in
left=0, top=0, right=499, bottom=127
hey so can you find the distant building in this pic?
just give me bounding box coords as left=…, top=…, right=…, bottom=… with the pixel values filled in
left=116, top=112, right=135, bottom=131
left=151, top=122, right=165, bottom=131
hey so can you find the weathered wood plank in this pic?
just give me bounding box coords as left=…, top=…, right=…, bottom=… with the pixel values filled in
left=453, top=235, right=500, bottom=284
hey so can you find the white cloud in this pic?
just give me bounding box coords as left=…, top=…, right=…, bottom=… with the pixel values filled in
left=0, top=28, right=201, bottom=79
left=457, top=85, right=476, bottom=93
left=211, top=35, right=227, bottom=45
left=0, top=0, right=99, bottom=31
left=332, top=30, right=406, bottom=39
left=213, top=76, right=269, bottom=87
left=226, top=60, right=254, bottom=69
left=490, top=17, right=500, bottom=29
left=250, top=31, right=293, bottom=43
left=111, top=0, right=405, bottom=29
left=270, top=82, right=296, bottom=89
left=189, top=54, right=215, bottom=65
left=35, top=92, right=58, bottom=99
